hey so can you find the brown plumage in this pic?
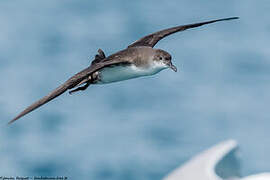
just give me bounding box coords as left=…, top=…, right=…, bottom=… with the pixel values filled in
left=9, top=17, right=239, bottom=124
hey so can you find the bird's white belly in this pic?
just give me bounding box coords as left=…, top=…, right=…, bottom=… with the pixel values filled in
left=96, top=64, right=166, bottom=84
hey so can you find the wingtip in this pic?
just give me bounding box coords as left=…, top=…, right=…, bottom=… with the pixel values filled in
left=8, top=120, right=14, bottom=125
left=8, top=113, right=24, bottom=125
left=8, top=117, right=18, bottom=125
left=224, top=17, right=239, bottom=20
left=210, top=17, right=239, bottom=24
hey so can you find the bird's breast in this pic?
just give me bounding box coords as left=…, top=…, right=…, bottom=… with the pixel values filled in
left=96, top=62, right=166, bottom=84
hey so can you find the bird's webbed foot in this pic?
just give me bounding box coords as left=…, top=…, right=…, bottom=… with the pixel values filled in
left=69, top=82, right=90, bottom=95
left=97, top=49, right=106, bottom=59
left=91, top=49, right=106, bottom=65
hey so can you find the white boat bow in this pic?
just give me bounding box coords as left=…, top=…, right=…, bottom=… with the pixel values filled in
left=162, top=140, right=270, bottom=180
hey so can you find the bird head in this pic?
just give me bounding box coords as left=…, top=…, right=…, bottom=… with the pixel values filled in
left=154, top=49, right=177, bottom=72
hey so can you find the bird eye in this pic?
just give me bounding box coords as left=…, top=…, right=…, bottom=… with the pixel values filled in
left=159, top=57, right=163, bottom=60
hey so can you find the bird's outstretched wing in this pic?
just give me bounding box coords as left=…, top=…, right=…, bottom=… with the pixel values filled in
left=128, top=17, right=239, bottom=48
left=9, top=54, right=131, bottom=124
left=9, top=83, right=70, bottom=124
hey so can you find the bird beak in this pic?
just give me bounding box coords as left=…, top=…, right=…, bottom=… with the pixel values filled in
left=169, top=63, right=177, bottom=72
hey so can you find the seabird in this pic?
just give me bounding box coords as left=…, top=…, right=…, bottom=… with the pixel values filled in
left=9, top=17, right=239, bottom=124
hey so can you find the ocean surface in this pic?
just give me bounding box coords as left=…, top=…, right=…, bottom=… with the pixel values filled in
left=1, top=0, right=270, bottom=179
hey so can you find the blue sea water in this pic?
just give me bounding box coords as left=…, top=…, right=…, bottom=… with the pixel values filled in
left=1, top=0, right=270, bottom=179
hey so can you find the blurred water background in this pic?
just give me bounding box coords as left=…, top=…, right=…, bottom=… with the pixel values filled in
left=0, top=0, right=270, bottom=179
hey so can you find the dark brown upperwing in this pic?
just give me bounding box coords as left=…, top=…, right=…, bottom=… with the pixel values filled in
left=9, top=56, right=131, bottom=124
left=8, top=83, right=70, bottom=124
left=128, top=17, right=239, bottom=48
